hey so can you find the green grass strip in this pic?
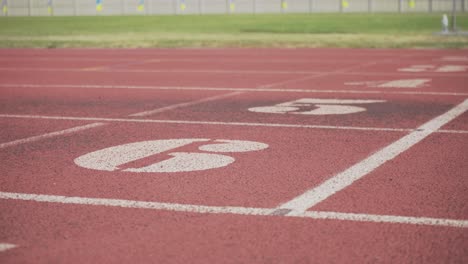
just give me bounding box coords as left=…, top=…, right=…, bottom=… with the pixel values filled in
left=1, top=13, right=467, bottom=48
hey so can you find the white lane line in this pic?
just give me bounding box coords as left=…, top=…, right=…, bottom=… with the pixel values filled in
left=0, top=57, right=138, bottom=62
left=0, top=191, right=273, bottom=216
left=0, top=67, right=305, bottom=74
left=0, top=123, right=105, bottom=149
left=129, top=91, right=243, bottom=117
left=0, top=67, right=466, bottom=77
left=0, top=114, right=420, bottom=133
left=0, top=191, right=466, bottom=228
left=299, top=211, right=468, bottom=228
left=276, top=99, right=468, bottom=213
left=438, top=129, right=468, bottom=134
left=1, top=113, right=467, bottom=134
left=1, top=83, right=467, bottom=97
left=0, top=243, right=17, bottom=252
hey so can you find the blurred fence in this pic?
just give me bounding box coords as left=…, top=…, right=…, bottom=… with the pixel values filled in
left=1, top=0, right=466, bottom=16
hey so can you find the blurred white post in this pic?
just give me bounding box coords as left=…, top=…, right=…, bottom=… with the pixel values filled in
left=252, top=0, right=256, bottom=14
left=428, top=0, right=433, bottom=12
left=398, top=0, right=402, bottom=13
left=198, top=0, right=202, bottom=15
left=28, top=0, right=32, bottom=16
left=73, top=0, right=77, bottom=16
left=339, top=0, right=343, bottom=12
left=442, top=14, right=449, bottom=33
left=308, top=0, right=312, bottom=13
left=452, top=0, right=457, bottom=31
left=368, top=0, right=373, bottom=13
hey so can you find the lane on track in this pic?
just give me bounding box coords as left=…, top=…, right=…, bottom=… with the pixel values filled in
left=311, top=133, right=468, bottom=220
left=2, top=85, right=465, bottom=130
left=0, top=70, right=311, bottom=89
left=1, top=200, right=466, bottom=263
left=0, top=86, right=233, bottom=118
left=126, top=91, right=466, bottom=130
left=0, top=121, right=405, bottom=208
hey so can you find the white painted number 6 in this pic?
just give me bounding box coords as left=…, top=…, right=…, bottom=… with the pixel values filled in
left=74, top=139, right=268, bottom=173
left=249, top=99, right=385, bottom=115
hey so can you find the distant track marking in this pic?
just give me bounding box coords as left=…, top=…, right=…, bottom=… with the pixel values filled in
left=0, top=243, right=16, bottom=252
left=0, top=67, right=466, bottom=77
left=82, top=59, right=162, bottom=71
left=1, top=84, right=467, bottom=97
left=276, top=99, right=468, bottom=214
left=0, top=191, right=466, bottom=228
left=260, top=61, right=380, bottom=88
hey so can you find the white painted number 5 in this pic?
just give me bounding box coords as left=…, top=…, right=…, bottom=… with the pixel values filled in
left=249, top=99, right=385, bottom=115
left=75, top=139, right=268, bottom=173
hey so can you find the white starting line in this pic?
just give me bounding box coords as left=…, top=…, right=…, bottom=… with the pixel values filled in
left=0, top=67, right=467, bottom=78
left=0, top=191, right=466, bottom=229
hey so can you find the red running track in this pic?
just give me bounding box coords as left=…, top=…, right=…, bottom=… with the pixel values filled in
left=0, top=48, right=467, bottom=263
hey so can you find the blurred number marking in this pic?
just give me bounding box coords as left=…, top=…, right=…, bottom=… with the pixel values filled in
left=248, top=99, right=385, bottom=115
left=399, top=65, right=468, bottom=73
left=345, top=79, right=431, bottom=88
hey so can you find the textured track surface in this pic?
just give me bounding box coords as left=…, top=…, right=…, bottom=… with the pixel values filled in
left=0, top=48, right=467, bottom=263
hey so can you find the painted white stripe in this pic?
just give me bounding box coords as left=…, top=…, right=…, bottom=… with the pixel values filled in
left=0, top=123, right=105, bottom=149
left=0, top=67, right=306, bottom=75
left=0, top=67, right=466, bottom=78
left=0, top=114, right=418, bottom=133
left=1, top=83, right=466, bottom=97
left=299, top=211, right=468, bottom=228
left=346, top=79, right=431, bottom=89
left=437, top=129, right=468, bottom=134
left=0, top=192, right=273, bottom=216
left=0, top=191, right=466, bottom=228
left=130, top=91, right=243, bottom=117
left=0, top=57, right=134, bottom=62
left=0, top=114, right=466, bottom=134
left=440, top=56, right=468, bottom=62
left=0, top=243, right=16, bottom=252
left=277, top=99, right=468, bottom=213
